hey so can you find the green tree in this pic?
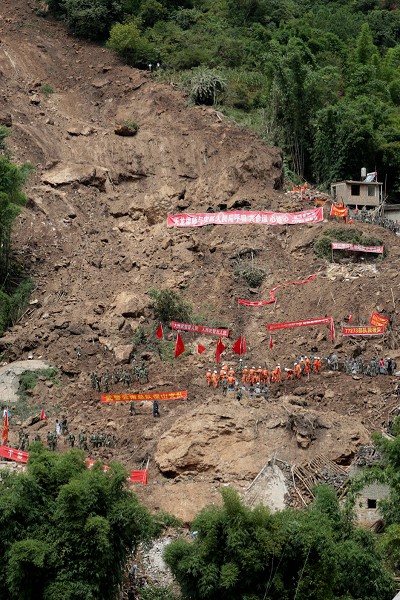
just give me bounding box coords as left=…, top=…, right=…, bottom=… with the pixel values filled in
left=107, top=21, right=158, bottom=66
left=0, top=446, right=156, bottom=599
left=149, top=288, right=193, bottom=324
left=164, top=486, right=394, bottom=600
left=355, top=22, right=379, bottom=64
left=63, top=0, right=123, bottom=40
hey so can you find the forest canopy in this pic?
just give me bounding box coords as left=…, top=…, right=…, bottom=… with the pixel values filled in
left=44, top=0, right=400, bottom=191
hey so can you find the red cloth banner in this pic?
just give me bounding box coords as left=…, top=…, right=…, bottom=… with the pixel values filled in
left=232, top=335, right=247, bottom=355
left=331, top=243, right=384, bottom=254
left=0, top=445, right=29, bottom=463
left=86, top=459, right=148, bottom=484
left=266, top=317, right=335, bottom=340
left=101, top=391, right=188, bottom=402
left=197, top=344, right=206, bottom=354
left=342, top=326, right=385, bottom=336
left=167, top=207, right=323, bottom=228
left=171, top=321, right=230, bottom=337
left=370, top=313, right=389, bottom=327
left=128, top=470, right=148, bottom=484
left=156, top=324, right=163, bottom=339
left=174, top=333, right=185, bottom=358
left=238, top=274, right=317, bottom=306
left=40, top=409, right=47, bottom=421
left=330, top=204, right=349, bottom=218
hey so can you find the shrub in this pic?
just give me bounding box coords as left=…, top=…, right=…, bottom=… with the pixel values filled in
left=123, top=120, right=139, bottom=133
left=234, top=266, right=266, bottom=287
left=149, top=288, right=193, bottom=324
left=107, top=21, right=157, bottom=67
left=187, top=67, right=227, bottom=105
left=40, top=83, right=54, bottom=97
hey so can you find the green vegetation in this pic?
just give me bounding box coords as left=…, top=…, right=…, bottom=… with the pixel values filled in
left=0, top=128, right=33, bottom=336
left=314, top=228, right=385, bottom=259
left=40, top=83, right=54, bottom=96
left=122, top=119, right=140, bottom=133
left=43, top=0, right=400, bottom=193
left=234, top=265, right=266, bottom=287
left=15, top=368, right=59, bottom=421
left=149, top=288, right=193, bottom=324
left=0, top=446, right=157, bottom=599
left=164, top=486, right=395, bottom=600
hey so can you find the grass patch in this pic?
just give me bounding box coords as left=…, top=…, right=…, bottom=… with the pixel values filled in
left=314, top=228, right=386, bottom=260
left=40, top=83, right=54, bottom=97
left=158, top=340, right=191, bottom=362
left=0, top=278, right=34, bottom=336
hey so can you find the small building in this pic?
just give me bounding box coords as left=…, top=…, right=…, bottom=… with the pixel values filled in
left=331, top=179, right=383, bottom=208
left=384, top=204, right=400, bottom=223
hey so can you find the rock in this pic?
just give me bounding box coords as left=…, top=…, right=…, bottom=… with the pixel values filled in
left=113, top=291, right=149, bottom=318
left=293, top=387, right=308, bottom=396
left=30, top=94, right=40, bottom=105
left=92, top=78, right=110, bottom=88
left=41, top=162, right=108, bottom=191
left=22, top=414, right=41, bottom=427
left=0, top=112, right=12, bottom=127
left=114, top=124, right=138, bottom=137
left=324, top=389, right=335, bottom=399
left=114, top=344, right=134, bottom=364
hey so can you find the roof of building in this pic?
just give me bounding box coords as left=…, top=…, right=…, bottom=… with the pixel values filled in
left=331, top=180, right=383, bottom=186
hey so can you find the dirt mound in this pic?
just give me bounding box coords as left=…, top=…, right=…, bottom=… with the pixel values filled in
left=1, top=0, right=400, bottom=522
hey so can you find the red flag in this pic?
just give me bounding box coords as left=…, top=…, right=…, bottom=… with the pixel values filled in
left=232, top=335, right=246, bottom=355
left=174, top=333, right=185, bottom=358
left=348, top=313, right=353, bottom=323
left=156, top=323, right=163, bottom=339
left=1, top=412, right=9, bottom=446
left=40, top=409, right=48, bottom=421
left=269, top=336, right=273, bottom=349
left=216, top=338, right=226, bottom=364
left=197, top=344, right=206, bottom=354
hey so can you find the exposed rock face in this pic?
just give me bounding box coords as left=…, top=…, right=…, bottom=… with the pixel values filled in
left=113, top=292, right=150, bottom=318
left=41, top=162, right=108, bottom=189
left=0, top=360, right=51, bottom=405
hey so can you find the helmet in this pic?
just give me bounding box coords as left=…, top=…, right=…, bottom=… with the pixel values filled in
left=258, top=366, right=262, bottom=368
left=214, top=370, right=217, bottom=373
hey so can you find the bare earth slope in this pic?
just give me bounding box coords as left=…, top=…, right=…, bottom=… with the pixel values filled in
left=1, top=1, right=400, bottom=521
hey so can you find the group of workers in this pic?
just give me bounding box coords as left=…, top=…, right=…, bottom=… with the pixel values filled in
left=206, top=356, right=323, bottom=391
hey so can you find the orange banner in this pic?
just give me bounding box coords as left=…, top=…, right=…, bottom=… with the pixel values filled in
left=85, top=459, right=148, bottom=484
left=370, top=313, right=389, bottom=327
left=342, top=326, right=385, bottom=336
left=330, top=204, right=349, bottom=218
left=101, top=390, right=188, bottom=403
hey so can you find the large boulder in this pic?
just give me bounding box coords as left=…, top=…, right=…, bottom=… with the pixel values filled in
left=113, top=291, right=149, bottom=318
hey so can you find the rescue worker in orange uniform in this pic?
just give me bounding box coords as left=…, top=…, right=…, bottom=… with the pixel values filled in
left=242, top=366, right=249, bottom=384
left=276, top=365, right=282, bottom=383
left=248, top=366, right=256, bottom=383
left=211, top=371, right=219, bottom=388
left=286, top=367, right=294, bottom=380
left=219, top=367, right=226, bottom=381
left=206, top=370, right=212, bottom=387
left=227, top=375, right=235, bottom=390
left=295, top=363, right=301, bottom=379
left=270, top=369, right=277, bottom=384
left=222, top=364, right=228, bottom=376
left=262, top=368, right=269, bottom=386
left=305, top=356, right=311, bottom=375
left=314, top=357, right=322, bottom=373
left=256, top=366, right=263, bottom=381
left=228, top=367, right=235, bottom=378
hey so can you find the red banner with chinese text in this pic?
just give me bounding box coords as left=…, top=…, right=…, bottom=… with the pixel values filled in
left=0, top=445, right=29, bottom=463
left=342, top=325, right=386, bottom=336
left=370, top=313, right=389, bottom=327
left=266, top=317, right=334, bottom=340
left=332, top=243, right=384, bottom=254
left=101, top=391, right=188, bottom=403
left=238, top=274, right=317, bottom=306
left=171, top=322, right=230, bottom=337
left=167, top=207, right=323, bottom=228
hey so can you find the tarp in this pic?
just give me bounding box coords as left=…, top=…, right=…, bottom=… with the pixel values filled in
left=330, top=204, right=349, bottom=218
left=342, top=326, right=385, bottom=336
left=331, top=243, right=384, bottom=254
left=171, top=321, right=230, bottom=337
left=86, top=458, right=148, bottom=484
left=101, top=391, right=188, bottom=402
left=167, top=207, right=324, bottom=228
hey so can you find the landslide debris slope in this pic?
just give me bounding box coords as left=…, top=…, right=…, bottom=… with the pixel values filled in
left=1, top=0, right=400, bottom=521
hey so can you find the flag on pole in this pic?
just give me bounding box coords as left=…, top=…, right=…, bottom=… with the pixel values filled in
left=269, top=336, right=273, bottom=349
left=232, top=335, right=247, bottom=355
left=174, top=333, right=185, bottom=358
left=156, top=323, right=163, bottom=339
left=197, top=344, right=206, bottom=354
left=216, top=338, right=226, bottom=364
left=1, top=412, right=9, bottom=446
left=40, top=409, right=48, bottom=421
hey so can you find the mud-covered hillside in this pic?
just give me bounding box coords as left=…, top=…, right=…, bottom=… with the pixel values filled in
left=0, top=0, right=400, bottom=522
